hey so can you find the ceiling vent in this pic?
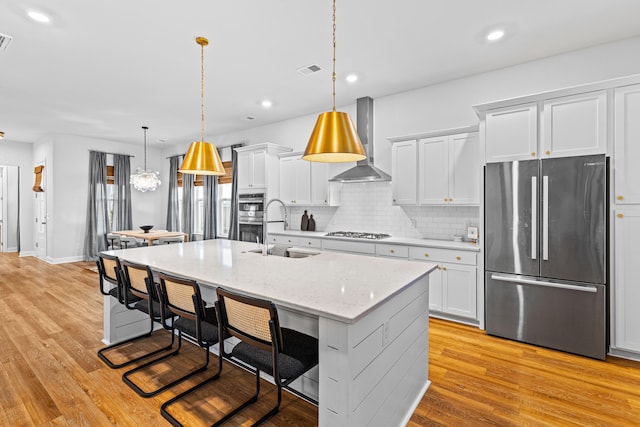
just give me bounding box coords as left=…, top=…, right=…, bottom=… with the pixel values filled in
left=0, top=33, right=13, bottom=52
left=297, top=64, right=322, bottom=76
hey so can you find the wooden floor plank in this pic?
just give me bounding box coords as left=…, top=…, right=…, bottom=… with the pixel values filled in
left=1, top=253, right=640, bottom=426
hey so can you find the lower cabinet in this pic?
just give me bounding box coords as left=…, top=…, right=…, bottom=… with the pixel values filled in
left=409, top=247, right=477, bottom=321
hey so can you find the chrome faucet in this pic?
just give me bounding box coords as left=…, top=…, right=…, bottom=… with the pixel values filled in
left=263, top=198, right=288, bottom=256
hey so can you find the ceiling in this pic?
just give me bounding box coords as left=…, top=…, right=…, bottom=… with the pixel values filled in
left=2, top=0, right=640, bottom=147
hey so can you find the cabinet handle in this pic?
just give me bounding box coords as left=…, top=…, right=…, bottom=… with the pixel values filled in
left=393, top=198, right=396, bottom=202
left=288, top=240, right=292, bottom=243
left=618, top=195, right=624, bottom=201
left=443, top=266, right=447, bottom=271
left=390, top=249, right=395, bottom=254
left=443, top=198, right=448, bottom=202
left=449, top=198, right=453, bottom=202
left=456, top=256, right=461, bottom=260
left=531, top=152, right=536, bottom=157
left=308, top=241, right=312, bottom=245
left=424, top=253, right=429, bottom=257
left=618, top=213, right=624, bottom=219
left=545, top=150, right=551, bottom=155
left=437, top=265, right=442, bottom=270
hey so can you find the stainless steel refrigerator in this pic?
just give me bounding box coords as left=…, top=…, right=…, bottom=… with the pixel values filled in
left=485, top=154, right=607, bottom=359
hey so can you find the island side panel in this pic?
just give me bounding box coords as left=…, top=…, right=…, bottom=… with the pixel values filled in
left=318, top=275, right=430, bottom=427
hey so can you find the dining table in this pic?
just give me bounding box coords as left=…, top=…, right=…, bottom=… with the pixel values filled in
left=111, top=229, right=188, bottom=246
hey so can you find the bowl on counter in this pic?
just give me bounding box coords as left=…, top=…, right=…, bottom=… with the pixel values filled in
left=140, top=225, right=154, bottom=233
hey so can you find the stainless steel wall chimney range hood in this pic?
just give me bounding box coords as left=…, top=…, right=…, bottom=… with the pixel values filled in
left=329, top=96, right=392, bottom=183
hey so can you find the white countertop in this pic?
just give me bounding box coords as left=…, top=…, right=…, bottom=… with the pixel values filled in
left=269, top=230, right=481, bottom=252
left=107, top=239, right=437, bottom=323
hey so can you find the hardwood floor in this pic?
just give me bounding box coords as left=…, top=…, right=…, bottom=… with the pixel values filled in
left=1, top=253, right=639, bottom=426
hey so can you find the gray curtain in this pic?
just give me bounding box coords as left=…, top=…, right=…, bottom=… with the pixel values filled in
left=227, top=143, right=243, bottom=240
left=202, top=175, right=218, bottom=239
left=113, top=154, right=133, bottom=231
left=166, top=155, right=181, bottom=231
left=181, top=172, right=195, bottom=241
left=83, top=151, right=109, bottom=260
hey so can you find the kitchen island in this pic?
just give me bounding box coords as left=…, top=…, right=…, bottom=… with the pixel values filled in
left=103, top=239, right=437, bottom=426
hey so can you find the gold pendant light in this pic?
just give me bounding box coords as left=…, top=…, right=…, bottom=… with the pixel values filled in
left=179, top=37, right=226, bottom=175
left=303, top=0, right=366, bottom=163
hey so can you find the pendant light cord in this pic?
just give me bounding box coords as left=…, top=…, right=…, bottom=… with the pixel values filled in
left=332, top=0, right=337, bottom=112
left=142, top=126, right=148, bottom=169
left=201, top=41, right=205, bottom=143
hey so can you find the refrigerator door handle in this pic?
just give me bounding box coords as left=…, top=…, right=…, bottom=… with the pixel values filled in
left=531, top=176, right=537, bottom=260
left=490, top=274, right=598, bottom=293
left=542, top=175, right=549, bottom=261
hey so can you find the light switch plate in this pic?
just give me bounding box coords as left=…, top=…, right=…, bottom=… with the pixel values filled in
left=467, top=226, right=478, bottom=239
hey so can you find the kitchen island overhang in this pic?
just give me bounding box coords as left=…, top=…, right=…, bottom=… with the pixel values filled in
left=102, top=239, right=437, bottom=426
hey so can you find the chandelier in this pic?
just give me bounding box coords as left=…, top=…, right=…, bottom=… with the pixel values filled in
left=130, top=126, right=161, bottom=192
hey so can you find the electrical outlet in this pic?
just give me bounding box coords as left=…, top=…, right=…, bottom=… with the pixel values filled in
left=467, top=226, right=478, bottom=239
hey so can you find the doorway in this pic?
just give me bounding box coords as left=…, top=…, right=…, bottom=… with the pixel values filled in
left=0, top=165, right=20, bottom=253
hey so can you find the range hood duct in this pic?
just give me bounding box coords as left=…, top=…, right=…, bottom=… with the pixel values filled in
left=329, top=96, right=391, bottom=183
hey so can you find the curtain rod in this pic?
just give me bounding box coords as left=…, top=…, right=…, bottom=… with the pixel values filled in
left=89, top=149, right=134, bottom=157
left=165, top=142, right=245, bottom=159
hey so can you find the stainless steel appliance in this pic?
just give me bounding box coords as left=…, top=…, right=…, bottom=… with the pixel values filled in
left=325, top=231, right=391, bottom=240
left=238, top=193, right=264, bottom=243
left=484, top=155, right=607, bottom=359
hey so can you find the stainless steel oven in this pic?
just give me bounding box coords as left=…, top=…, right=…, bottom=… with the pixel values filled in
left=238, top=193, right=264, bottom=243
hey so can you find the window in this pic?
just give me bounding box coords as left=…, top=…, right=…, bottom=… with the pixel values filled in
left=106, top=164, right=115, bottom=228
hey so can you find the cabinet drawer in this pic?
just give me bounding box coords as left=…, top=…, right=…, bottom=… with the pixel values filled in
left=322, top=239, right=376, bottom=255
left=375, top=244, right=409, bottom=259
left=299, top=237, right=322, bottom=249
left=409, top=246, right=477, bottom=265
left=269, top=235, right=299, bottom=245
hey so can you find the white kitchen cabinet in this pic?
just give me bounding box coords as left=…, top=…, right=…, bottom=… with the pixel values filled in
left=321, top=239, right=376, bottom=255
left=541, top=91, right=607, bottom=158
left=310, top=162, right=331, bottom=205
left=280, top=155, right=311, bottom=205
left=391, top=140, right=417, bottom=205
left=614, top=84, right=640, bottom=205
left=235, top=143, right=291, bottom=192
left=410, top=246, right=477, bottom=320
left=375, top=243, right=409, bottom=259
left=485, top=103, right=538, bottom=163
left=613, top=208, right=640, bottom=354
left=418, top=132, right=479, bottom=205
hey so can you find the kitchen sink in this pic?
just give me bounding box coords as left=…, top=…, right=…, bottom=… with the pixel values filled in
left=243, top=246, right=320, bottom=258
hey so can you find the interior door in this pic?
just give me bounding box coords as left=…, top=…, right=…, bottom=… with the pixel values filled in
left=36, top=188, right=47, bottom=260
left=485, top=160, right=539, bottom=276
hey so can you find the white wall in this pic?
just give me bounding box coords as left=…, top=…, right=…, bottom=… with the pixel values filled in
left=0, top=140, right=34, bottom=254
left=39, top=135, right=164, bottom=262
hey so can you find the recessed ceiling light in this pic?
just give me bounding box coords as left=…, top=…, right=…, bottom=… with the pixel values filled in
left=346, top=74, right=358, bottom=83
left=261, top=100, right=273, bottom=109
left=27, top=10, right=51, bottom=23
left=486, top=29, right=505, bottom=41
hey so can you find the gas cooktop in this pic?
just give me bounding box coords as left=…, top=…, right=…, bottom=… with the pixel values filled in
left=325, top=231, right=391, bottom=240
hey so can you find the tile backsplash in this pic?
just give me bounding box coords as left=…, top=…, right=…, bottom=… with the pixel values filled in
left=289, top=181, right=479, bottom=241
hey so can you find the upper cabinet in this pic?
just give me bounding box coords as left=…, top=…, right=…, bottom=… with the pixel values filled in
left=279, top=153, right=334, bottom=206
left=391, top=140, right=417, bottom=204
left=482, top=91, right=607, bottom=163
left=235, top=143, right=292, bottom=192
left=614, top=84, right=640, bottom=205
left=390, top=127, right=479, bottom=206
left=418, top=132, right=479, bottom=205
left=485, top=103, right=538, bottom=163
left=541, top=91, right=607, bottom=158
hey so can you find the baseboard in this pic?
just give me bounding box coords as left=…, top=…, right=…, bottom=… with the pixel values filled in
left=49, top=255, right=85, bottom=264
left=19, top=251, right=36, bottom=257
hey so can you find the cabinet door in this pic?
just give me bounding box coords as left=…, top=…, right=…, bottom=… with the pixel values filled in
left=613, top=208, right=640, bottom=353
left=293, top=157, right=311, bottom=205
left=237, top=152, right=253, bottom=189
left=279, top=157, right=295, bottom=204
left=442, top=263, right=477, bottom=318
left=485, top=103, right=538, bottom=163
left=310, top=162, right=329, bottom=205
left=614, top=84, right=640, bottom=204
left=429, top=266, right=443, bottom=312
left=542, top=91, right=607, bottom=158
left=391, top=140, right=417, bottom=204
left=418, top=136, right=448, bottom=204
left=449, top=132, right=479, bottom=204
left=252, top=150, right=267, bottom=188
